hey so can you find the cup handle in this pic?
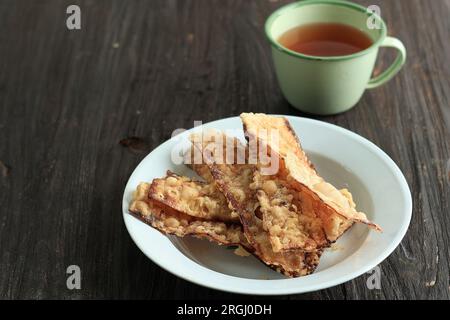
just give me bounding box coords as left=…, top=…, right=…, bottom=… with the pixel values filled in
left=366, top=36, right=406, bottom=89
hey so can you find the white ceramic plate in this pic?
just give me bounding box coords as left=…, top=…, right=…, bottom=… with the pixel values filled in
left=122, top=116, right=412, bottom=295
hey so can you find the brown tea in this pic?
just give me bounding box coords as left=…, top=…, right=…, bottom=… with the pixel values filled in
left=278, top=23, right=373, bottom=57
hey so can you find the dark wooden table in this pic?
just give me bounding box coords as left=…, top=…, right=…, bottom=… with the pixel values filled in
left=0, top=0, right=449, bottom=300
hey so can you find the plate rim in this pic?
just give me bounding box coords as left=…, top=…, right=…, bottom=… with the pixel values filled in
left=122, top=115, right=412, bottom=295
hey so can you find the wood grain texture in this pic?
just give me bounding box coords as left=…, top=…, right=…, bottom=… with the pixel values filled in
left=0, top=0, right=449, bottom=299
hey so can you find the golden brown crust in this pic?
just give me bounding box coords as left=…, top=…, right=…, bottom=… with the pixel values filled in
left=240, top=113, right=381, bottom=236
left=129, top=182, right=250, bottom=248
left=193, top=139, right=322, bottom=277
left=184, top=148, right=214, bottom=182
left=148, top=171, right=239, bottom=223
left=185, top=129, right=247, bottom=183
left=191, top=163, right=214, bottom=182
left=252, top=170, right=329, bottom=252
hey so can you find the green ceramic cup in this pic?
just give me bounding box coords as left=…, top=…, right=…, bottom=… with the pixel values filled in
left=265, top=0, right=406, bottom=115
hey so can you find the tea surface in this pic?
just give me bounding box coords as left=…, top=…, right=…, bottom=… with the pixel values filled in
left=278, top=23, right=373, bottom=57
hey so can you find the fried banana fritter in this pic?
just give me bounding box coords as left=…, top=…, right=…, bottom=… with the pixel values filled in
left=193, top=138, right=321, bottom=277
left=149, top=171, right=239, bottom=223
left=241, top=112, right=381, bottom=241
left=129, top=182, right=249, bottom=248
left=252, top=170, right=329, bottom=252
